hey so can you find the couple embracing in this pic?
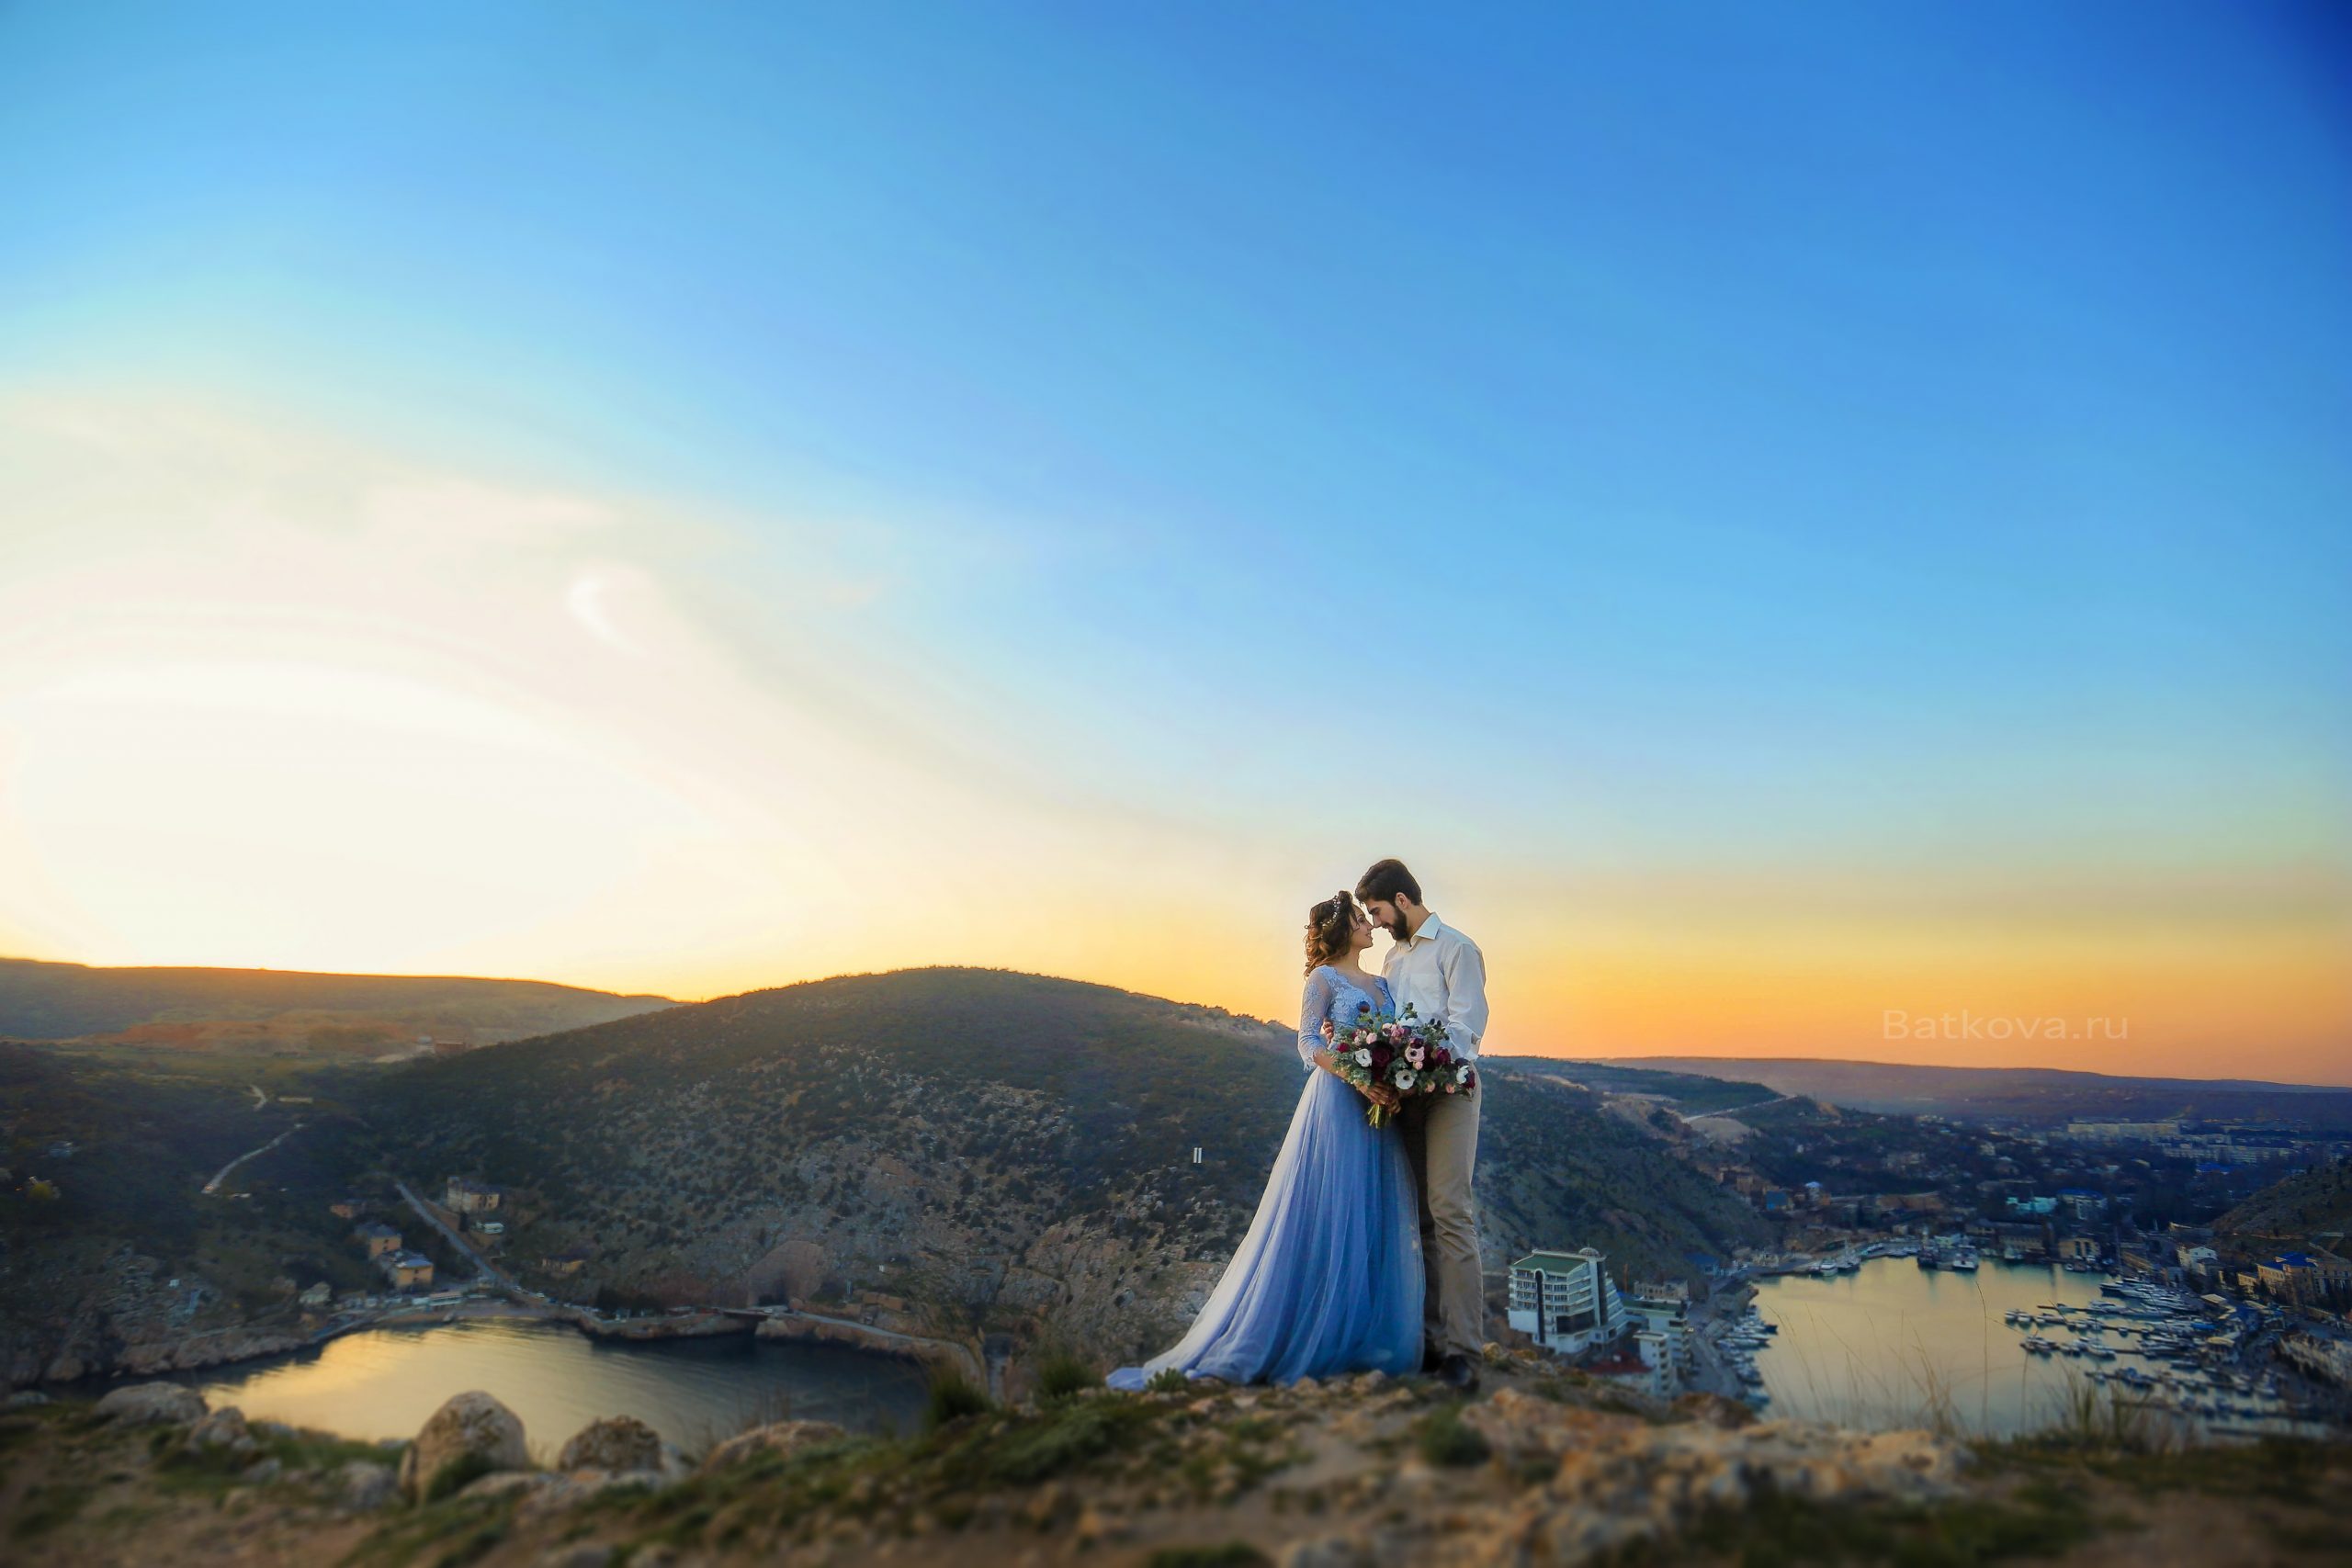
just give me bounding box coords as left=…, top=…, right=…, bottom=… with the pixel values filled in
left=1110, top=859, right=1490, bottom=1394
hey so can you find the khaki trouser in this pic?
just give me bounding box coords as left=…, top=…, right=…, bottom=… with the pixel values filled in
left=1401, top=1084, right=1483, bottom=1359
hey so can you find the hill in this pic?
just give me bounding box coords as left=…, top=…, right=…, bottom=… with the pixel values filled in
left=361, top=968, right=1768, bottom=1363
left=2215, top=1161, right=2352, bottom=1248
left=1594, top=1055, right=2352, bottom=1129
left=0, top=957, right=673, bottom=1056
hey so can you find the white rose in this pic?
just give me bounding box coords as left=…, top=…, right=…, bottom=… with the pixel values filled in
left=1354, top=1048, right=1374, bottom=1067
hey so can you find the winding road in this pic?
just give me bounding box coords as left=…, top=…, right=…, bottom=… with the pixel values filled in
left=201, top=1122, right=304, bottom=1194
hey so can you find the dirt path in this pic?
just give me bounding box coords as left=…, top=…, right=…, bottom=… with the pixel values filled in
left=199, top=1122, right=303, bottom=1195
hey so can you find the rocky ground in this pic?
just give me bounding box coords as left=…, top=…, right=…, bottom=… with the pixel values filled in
left=4, top=1348, right=2346, bottom=1567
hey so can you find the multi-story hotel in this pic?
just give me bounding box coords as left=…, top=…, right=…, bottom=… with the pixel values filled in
left=1507, top=1247, right=1626, bottom=1354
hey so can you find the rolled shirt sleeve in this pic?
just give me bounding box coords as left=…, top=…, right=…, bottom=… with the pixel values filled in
left=1439, top=931, right=1489, bottom=1060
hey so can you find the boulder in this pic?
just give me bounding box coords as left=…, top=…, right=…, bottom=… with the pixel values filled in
left=94, top=1382, right=207, bottom=1426
left=697, top=1417, right=845, bottom=1473
left=187, top=1405, right=254, bottom=1452
left=396, top=1391, right=531, bottom=1502
left=557, top=1414, right=665, bottom=1474
left=335, top=1460, right=400, bottom=1511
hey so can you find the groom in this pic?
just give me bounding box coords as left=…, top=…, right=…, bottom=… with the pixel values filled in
left=1356, top=858, right=1489, bottom=1392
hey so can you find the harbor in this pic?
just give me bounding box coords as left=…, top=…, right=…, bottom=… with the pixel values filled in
left=1702, top=1253, right=2331, bottom=1438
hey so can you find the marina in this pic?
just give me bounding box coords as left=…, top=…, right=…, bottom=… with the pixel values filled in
left=1723, top=1255, right=2318, bottom=1438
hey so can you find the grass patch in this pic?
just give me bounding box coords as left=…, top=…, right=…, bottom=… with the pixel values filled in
left=1986, top=1433, right=2338, bottom=1509
left=1413, top=1402, right=1492, bottom=1469
left=421, top=1450, right=499, bottom=1503
left=10, top=1481, right=92, bottom=1539
left=1147, top=1545, right=1270, bottom=1568
left=1146, top=1368, right=1190, bottom=1395
left=962, top=1398, right=1158, bottom=1485
left=340, top=1494, right=516, bottom=1568
left=1660, top=1484, right=2093, bottom=1568
left=1034, top=1351, right=1101, bottom=1403
left=923, top=1366, right=991, bottom=1432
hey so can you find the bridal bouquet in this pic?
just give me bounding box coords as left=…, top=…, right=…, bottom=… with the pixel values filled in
left=1329, top=1002, right=1473, bottom=1127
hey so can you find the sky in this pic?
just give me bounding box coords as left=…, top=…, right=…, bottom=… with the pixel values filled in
left=1, top=3, right=2346, bottom=1083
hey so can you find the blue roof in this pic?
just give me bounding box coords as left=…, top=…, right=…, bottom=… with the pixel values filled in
left=2275, top=1252, right=2315, bottom=1268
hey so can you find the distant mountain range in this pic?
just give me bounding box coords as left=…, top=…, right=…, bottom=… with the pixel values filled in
left=0, top=957, right=673, bottom=1055
left=1584, top=1055, right=2352, bottom=1129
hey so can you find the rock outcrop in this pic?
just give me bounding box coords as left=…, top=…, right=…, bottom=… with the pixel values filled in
left=697, top=1417, right=846, bottom=1472
left=556, top=1414, right=673, bottom=1475
left=91, top=1382, right=207, bottom=1426
left=395, top=1390, right=530, bottom=1502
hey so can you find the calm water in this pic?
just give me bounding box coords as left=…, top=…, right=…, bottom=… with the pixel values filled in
left=163, top=1316, right=931, bottom=1457
left=1747, top=1258, right=2116, bottom=1436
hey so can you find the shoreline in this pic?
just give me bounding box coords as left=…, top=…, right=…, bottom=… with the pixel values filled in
left=27, top=1292, right=983, bottom=1395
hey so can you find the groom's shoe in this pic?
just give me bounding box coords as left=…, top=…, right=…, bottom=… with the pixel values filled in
left=1420, top=1342, right=1443, bottom=1375
left=1436, top=1353, right=1480, bottom=1393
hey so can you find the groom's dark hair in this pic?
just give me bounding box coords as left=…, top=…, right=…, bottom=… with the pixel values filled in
left=1356, top=858, right=1421, bottom=907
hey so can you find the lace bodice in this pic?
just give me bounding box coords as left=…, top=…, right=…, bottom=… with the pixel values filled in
left=1297, top=965, right=1391, bottom=1068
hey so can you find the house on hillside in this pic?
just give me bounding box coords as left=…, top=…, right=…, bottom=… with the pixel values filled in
left=355, top=1222, right=401, bottom=1258
left=541, top=1249, right=589, bottom=1278
left=446, top=1177, right=502, bottom=1215
left=385, top=1252, right=435, bottom=1290
left=1507, top=1248, right=1626, bottom=1355
left=329, top=1198, right=365, bottom=1220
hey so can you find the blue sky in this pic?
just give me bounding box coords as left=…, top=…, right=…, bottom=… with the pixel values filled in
left=1, top=4, right=2346, bottom=1077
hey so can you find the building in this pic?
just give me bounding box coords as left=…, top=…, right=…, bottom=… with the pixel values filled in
left=2058, top=1235, right=2101, bottom=1262
left=329, top=1198, right=364, bottom=1221
left=541, top=1249, right=589, bottom=1278
left=298, top=1280, right=332, bottom=1307
left=445, top=1178, right=502, bottom=1215
left=1507, top=1249, right=1626, bottom=1355
left=1623, top=1280, right=1696, bottom=1381
left=2064, top=1120, right=2183, bottom=1145
left=472, top=1219, right=506, bottom=1247
left=2258, top=1253, right=2320, bottom=1303
left=354, top=1222, right=401, bottom=1259
left=385, top=1252, right=435, bottom=1291
left=2058, top=1188, right=2109, bottom=1222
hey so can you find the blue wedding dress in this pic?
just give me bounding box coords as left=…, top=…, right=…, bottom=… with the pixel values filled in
left=1107, top=966, right=1423, bottom=1390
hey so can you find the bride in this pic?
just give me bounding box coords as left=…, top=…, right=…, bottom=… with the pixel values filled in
left=1108, top=893, right=1423, bottom=1389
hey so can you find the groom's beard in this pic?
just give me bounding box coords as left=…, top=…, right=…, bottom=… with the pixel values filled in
left=1381, top=914, right=1408, bottom=941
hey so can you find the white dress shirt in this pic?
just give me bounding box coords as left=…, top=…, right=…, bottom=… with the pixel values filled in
left=1382, top=913, right=1489, bottom=1060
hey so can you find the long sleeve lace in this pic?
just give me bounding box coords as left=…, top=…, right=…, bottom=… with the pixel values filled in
left=1296, top=967, right=1336, bottom=1068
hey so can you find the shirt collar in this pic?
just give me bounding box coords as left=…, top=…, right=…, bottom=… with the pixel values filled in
left=1405, top=912, right=1447, bottom=947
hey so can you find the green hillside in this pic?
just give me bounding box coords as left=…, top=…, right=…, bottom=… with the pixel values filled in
left=2215, top=1160, right=2352, bottom=1246
left=364, top=968, right=1767, bottom=1359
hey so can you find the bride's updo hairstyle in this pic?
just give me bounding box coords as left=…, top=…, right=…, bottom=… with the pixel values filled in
left=1304, top=892, right=1358, bottom=975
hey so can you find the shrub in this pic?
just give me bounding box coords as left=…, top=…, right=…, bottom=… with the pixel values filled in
left=1035, top=1352, right=1101, bottom=1403
left=1146, top=1367, right=1190, bottom=1395
left=1414, top=1402, right=1491, bottom=1469
left=924, top=1367, right=992, bottom=1431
